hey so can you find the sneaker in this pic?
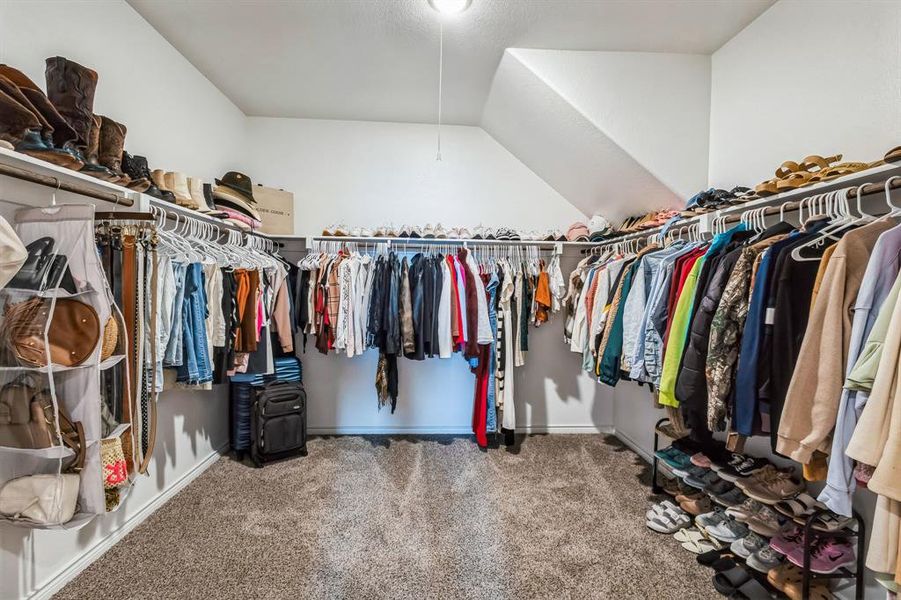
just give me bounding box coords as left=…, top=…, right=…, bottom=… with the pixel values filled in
left=472, top=225, right=485, bottom=240
left=735, top=464, right=784, bottom=491
left=398, top=225, right=411, bottom=237
left=711, top=486, right=746, bottom=508
left=680, top=496, right=713, bottom=516
left=423, top=223, right=436, bottom=239
left=696, top=507, right=727, bottom=529
left=726, top=498, right=764, bottom=522
left=409, top=226, right=422, bottom=238
left=711, top=453, right=745, bottom=474
left=705, top=478, right=734, bottom=497
left=770, top=523, right=804, bottom=556
left=743, top=467, right=805, bottom=504
left=720, top=456, right=769, bottom=483
left=707, top=516, right=750, bottom=543
left=656, top=446, right=693, bottom=471
left=731, top=532, right=767, bottom=559
left=746, top=505, right=785, bottom=537
left=747, top=546, right=783, bottom=573
left=788, top=537, right=855, bottom=574
left=434, top=223, right=447, bottom=239
left=683, top=465, right=714, bottom=488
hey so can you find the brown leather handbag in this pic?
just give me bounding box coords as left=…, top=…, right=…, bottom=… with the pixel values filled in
left=0, top=374, right=85, bottom=470
left=3, top=297, right=100, bottom=367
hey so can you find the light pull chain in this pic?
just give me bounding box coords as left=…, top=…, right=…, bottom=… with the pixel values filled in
left=436, top=20, right=443, bottom=161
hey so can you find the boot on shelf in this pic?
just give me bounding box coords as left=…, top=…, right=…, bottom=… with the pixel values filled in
left=44, top=56, right=116, bottom=181
left=121, top=152, right=151, bottom=192
left=98, top=116, right=130, bottom=186
left=0, top=74, right=82, bottom=169
left=0, top=65, right=84, bottom=169
left=149, top=168, right=177, bottom=204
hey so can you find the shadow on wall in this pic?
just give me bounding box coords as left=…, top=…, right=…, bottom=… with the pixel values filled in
left=0, top=386, right=227, bottom=599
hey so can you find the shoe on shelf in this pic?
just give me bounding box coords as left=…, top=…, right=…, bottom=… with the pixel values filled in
left=746, top=546, right=783, bottom=573
left=434, top=223, right=448, bottom=238
left=690, top=452, right=712, bottom=468
left=646, top=505, right=692, bottom=534
left=711, top=453, right=745, bottom=475
left=709, top=485, right=746, bottom=508
left=683, top=465, right=716, bottom=489
left=97, top=115, right=130, bottom=185
left=726, top=498, right=765, bottom=523
left=706, top=516, right=750, bottom=543
left=742, top=466, right=805, bottom=504
left=680, top=495, right=713, bottom=516
left=121, top=152, right=151, bottom=192
left=0, top=66, right=84, bottom=169
left=398, top=225, right=411, bottom=238
left=696, top=507, right=727, bottom=530
left=769, top=523, right=804, bottom=556
left=735, top=464, right=786, bottom=491
left=472, top=225, right=485, bottom=240
left=787, top=537, right=855, bottom=574
left=730, top=532, right=767, bottom=559
left=745, top=505, right=785, bottom=538
left=719, top=455, right=769, bottom=482
left=645, top=499, right=680, bottom=521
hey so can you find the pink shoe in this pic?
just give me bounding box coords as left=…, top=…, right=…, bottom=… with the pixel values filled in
left=787, top=537, right=855, bottom=574
left=769, top=523, right=804, bottom=555
left=690, top=453, right=712, bottom=468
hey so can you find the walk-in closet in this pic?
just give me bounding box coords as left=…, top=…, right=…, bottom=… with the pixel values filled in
left=1, top=1, right=900, bottom=599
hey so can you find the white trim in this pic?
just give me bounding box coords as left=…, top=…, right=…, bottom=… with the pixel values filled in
left=29, top=444, right=227, bottom=600
left=611, top=428, right=654, bottom=463
left=307, top=425, right=615, bottom=435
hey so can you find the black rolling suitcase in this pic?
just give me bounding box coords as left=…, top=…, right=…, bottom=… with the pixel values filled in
left=250, top=380, right=307, bottom=467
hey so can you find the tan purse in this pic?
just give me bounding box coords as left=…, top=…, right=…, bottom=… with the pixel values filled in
left=0, top=473, right=79, bottom=525
left=3, top=297, right=100, bottom=366
left=100, top=436, right=127, bottom=489
left=0, top=375, right=85, bottom=470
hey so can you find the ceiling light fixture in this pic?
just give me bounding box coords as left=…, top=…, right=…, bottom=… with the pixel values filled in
left=428, top=0, right=471, bottom=15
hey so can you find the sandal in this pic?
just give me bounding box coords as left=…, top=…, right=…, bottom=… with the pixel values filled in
left=803, top=511, right=854, bottom=533
left=776, top=170, right=816, bottom=191
left=646, top=507, right=691, bottom=534
left=646, top=500, right=680, bottom=520
left=799, top=154, right=842, bottom=173
left=809, top=161, right=871, bottom=183
left=774, top=160, right=803, bottom=179
left=885, top=146, right=901, bottom=164
left=712, top=565, right=752, bottom=595
left=754, top=179, right=779, bottom=197
left=681, top=537, right=719, bottom=554
left=774, top=492, right=823, bottom=520
left=731, top=576, right=776, bottom=599
left=697, top=547, right=733, bottom=567
left=768, top=564, right=833, bottom=600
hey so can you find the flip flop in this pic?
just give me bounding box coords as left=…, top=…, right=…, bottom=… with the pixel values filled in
left=674, top=527, right=705, bottom=543
left=697, top=548, right=733, bottom=567
left=681, top=537, right=719, bottom=554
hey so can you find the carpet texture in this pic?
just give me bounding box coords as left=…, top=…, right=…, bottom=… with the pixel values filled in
left=57, top=435, right=719, bottom=599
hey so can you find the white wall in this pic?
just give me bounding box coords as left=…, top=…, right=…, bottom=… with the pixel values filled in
left=0, top=2, right=237, bottom=598
left=708, top=0, right=901, bottom=188
left=242, top=117, right=587, bottom=237
left=0, top=0, right=247, bottom=181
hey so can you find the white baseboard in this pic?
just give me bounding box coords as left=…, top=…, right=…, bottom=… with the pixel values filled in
left=308, top=425, right=615, bottom=435
left=29, top=443, right=227, bottom=600
left=610, top=428, right=654, bottom=463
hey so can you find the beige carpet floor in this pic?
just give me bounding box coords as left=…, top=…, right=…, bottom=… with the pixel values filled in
left=57, top=435, right=719, bottom=600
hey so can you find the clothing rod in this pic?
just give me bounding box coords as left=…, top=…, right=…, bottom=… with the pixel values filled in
left=0, top=162, right=135, bottom=207
left=311, top=235, right=594, bottom=246
left=594, top=173, right=901, bottom=247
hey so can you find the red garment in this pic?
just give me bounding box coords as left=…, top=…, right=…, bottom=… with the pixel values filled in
left=472, top=343, right=490, bottom=448
left=447, top=255, right=465, bottom=348
left=662, top=247, right=705, bottom=347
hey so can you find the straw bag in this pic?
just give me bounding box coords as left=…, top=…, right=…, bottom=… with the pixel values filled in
left=100, top=316, right=118, bottom=361
left=100, top=436, right=127, bottom=489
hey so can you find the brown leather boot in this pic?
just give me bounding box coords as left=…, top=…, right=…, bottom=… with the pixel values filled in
left=0, top=65, right=83, bottom=169
left=82, top=114, right=117, bottom=182
left=0, top=88, right=43, bottom=148
left=98, top=116, right=130, bottom=185
left=0, top=74, right=81, bottom=169
left=45, top=56, right=115, bottom=180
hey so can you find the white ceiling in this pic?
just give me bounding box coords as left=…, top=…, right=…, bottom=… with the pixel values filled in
left=127, top=0, right=774, bottom=125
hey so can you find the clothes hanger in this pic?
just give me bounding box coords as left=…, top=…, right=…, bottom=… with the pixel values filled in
left=790, top=189, right=854, bottom=261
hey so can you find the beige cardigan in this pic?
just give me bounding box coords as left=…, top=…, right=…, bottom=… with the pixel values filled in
left=777, top=221, right=892, bottom=463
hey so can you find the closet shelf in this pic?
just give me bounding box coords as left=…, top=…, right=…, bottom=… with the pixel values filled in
left=306, top=235, right=600, bottom=247
left=0, top=147, right=135, bottom=208
left=596, top=161, right=901, bottom=247
left=147, top=196, right=273, bottom=240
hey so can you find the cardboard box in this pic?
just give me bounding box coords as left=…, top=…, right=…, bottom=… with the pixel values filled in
left=252, top=184, right=294, bottom=235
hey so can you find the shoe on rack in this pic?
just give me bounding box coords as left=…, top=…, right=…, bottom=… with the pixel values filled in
left=742, top=466, right=805, bottom=504
left=44, top=57, right=118, bottom=181
left=458, top=227, right=471, bottom=239
left=121, top=152, right=151, bottom=192
left=719, top=455, right=769, bottom=482
left=164, top=172, right=196, bottom=208
left=787, top=537, right=855, bottom=574
left=97, top=115, right=130, bottom=185
left=730, top=532, right=767, bottom=559
left=0, top=66, right=83, bottom=169
left=434, top=223, right=447, bottom=238
left=708, top=483, right=743, bottom=507
left=646, top=499, right=680, bottom=521
left=485, top=227, right=498, bottom=240
left=726, top=498, right=765, bottom=523
left=711, top=453, right=745, bottom=475
left=745, top=505, right=785, bottom=538
left=769, top=523, right=804, bottom=556
left=422, top=223, right=435, bottom=239
left=0, top=87, right=61, bottom=164
left=398, top=225, right=410, bottom=237
left=679, top=495, right=713, bottom=516
left=735, top=463, right=783, bottom=491
left=746, top=546, right=783, bottom=573
left=150, top=169, right=177, bottom=204
left=187, top=177, right=207, bottom=210
left=691, top=453, right=712, bottom=468
left=408, top=225, right=421, bottom=238
left=696, top=507, right=727, bottom=530
left=683, top=465, right=715, bottom=489
left=706, top=516, right=750, bottom=543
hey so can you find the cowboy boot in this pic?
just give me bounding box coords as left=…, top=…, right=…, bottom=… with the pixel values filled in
left=0, top=65, right=83, bottom=169
left=45, top=56, right=115, bottom=180
left=0, top=87, right=62, bottom=162
left=121, top=152, right=151, bottom=192
left=98, top=116, right=130, bottom=185
left=0, top=75, right=81, bottom=168
left=82, top=114, right=117, bottom=181
left=149, top=168, right=177, bottom=203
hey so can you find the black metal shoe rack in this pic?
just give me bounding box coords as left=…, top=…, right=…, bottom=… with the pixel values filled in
left=800, top=508, right=865, bottom=600
left=650, top=417, right=867, bottom=600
